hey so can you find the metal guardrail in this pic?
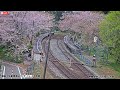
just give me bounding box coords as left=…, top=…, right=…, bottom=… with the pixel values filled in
left=78, top=54, right=93, bottom=67
left=64, top=35, right=92, bottom=66
left=64, top=35, right=78, bottom=50
left=64, top=35, right=80, bottom=54
left=33, top=33, right=49, bottom=54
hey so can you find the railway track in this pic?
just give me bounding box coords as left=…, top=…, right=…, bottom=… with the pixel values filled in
left=57, top=40, right=95, bottom=79
left=49, top=52, right=80, bottom=79
left=42, top=36, right=81, bottom=79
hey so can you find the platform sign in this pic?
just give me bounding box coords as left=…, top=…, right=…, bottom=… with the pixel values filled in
left=1, top=11, right=9, bottom=15
left=94, top=36, right=98, bottom=43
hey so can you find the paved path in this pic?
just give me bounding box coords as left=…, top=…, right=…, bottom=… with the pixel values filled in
left=50, top=39, right=69, bottom=62
left=0, top=62, right=24, bottom=79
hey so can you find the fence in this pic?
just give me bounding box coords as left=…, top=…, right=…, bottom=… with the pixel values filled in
left=78, top=54, right=93, bottom=67
left=81, top=44, right=109, bottom=62
left=26, top=62, right=35, bottom=75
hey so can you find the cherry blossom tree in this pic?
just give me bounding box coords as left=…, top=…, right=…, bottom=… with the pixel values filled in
left=21, top=11, right=54, bottom=45
left=10, top=11, right=54, bottom=43
left=0, top=11, right=54, bottom=55
left=0, top=14, right=16, bottom=44
left=58, top=11, right=104, bottom=45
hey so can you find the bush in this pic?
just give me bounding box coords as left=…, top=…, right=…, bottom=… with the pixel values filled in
left=28, top=44, right=33, bottom=50
left=36, top=32, right=40, bottom=37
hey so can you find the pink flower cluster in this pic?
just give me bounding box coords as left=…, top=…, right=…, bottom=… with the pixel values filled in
left=0, top=11, right=54, bottom=44
left=58, top=11, right=104, bottom=35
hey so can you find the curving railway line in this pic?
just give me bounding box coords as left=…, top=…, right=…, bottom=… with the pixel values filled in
left=41, top=34, right=96, bottom=79
left=43, top=38, right=80, bottom=79
left=57, top=40, right=95, bottom=79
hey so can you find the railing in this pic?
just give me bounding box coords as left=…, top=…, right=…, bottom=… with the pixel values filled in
left=78, top=54, right=93, bottom=67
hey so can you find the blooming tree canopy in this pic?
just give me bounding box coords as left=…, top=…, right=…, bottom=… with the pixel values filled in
left=0, top=11, right=54, bottom=52
left=59, top=11, right=104, bottom=34
left=58, top=11, right=104, bottom=44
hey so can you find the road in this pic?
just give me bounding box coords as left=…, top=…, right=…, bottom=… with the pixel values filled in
left=0, top=62, right=24, bottom=79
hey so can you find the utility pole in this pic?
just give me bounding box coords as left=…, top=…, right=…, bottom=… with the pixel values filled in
left=43, top=31, right=52, bottom=79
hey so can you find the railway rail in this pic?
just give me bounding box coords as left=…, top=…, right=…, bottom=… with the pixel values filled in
left=49, top=51, right=80, bottom=79
left=57, top=40, right=96, bottom=79
left=34, top=33, right=97, bottom=79
left=45, top=39, right=79, bottom=79
left=42, top=36, right=81, bottom=79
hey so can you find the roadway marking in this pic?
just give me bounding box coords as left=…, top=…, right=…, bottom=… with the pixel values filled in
left=1, top=62, right=25, bottom=79
left=22, top=69, right=26, bottom=79
left=11, top=68, right=14, bottom=79
left=2, top=66, right=5, bottom=79
left=17, top=66, right=22, bottom=79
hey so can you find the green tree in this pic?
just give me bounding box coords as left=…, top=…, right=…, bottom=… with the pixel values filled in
left=49, top=11, right=64, bottom=22
left=47, top=11, right=65, bottom=32
left=99, top=11, right=120, bottom=63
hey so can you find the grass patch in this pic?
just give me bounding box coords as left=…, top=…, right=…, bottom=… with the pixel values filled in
left=33, top=62, right=54, bottom=79
left=99, top=57, right=120, bottom=75
left=97, top=59, right=120, bottom=78
left=107, top=62, right=120, bottom=76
